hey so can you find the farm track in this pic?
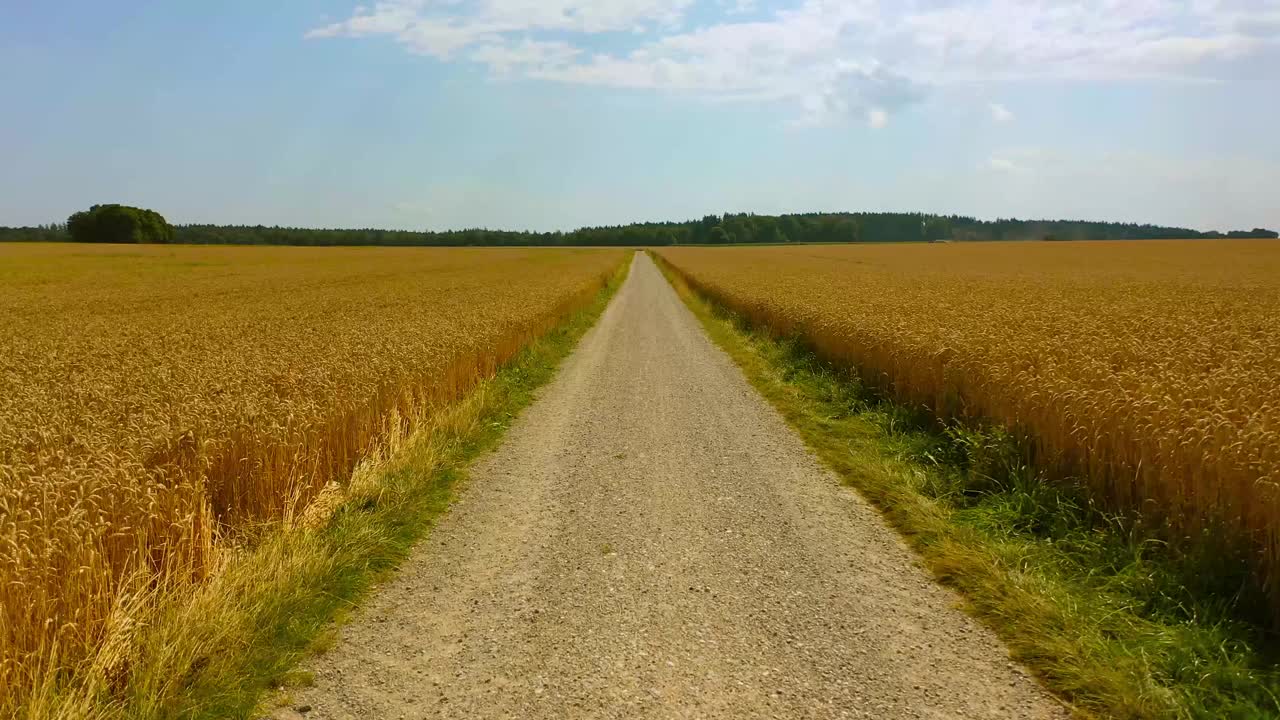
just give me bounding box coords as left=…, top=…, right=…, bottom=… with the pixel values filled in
left=287, top=254, right=1067, bottom=719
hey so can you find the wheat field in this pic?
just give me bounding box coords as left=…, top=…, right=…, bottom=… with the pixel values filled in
left=0, top=243, right=625, bottom=704
left=657, top=240, right=1280, bottom=611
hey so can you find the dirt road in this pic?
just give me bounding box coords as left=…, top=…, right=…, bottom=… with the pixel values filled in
left=289, top=254, right=1066, bottom=719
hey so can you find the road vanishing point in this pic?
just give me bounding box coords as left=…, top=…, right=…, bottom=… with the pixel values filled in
left=288, top=254, right=1067, bottom=719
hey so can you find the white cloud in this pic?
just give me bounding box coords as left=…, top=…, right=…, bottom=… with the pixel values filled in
left=310, top=0, right=1280, bottom=122
left=989, top=102, right=1014, bottom=123
left=794, top=63, right=925, bottom=126
left=471, top=39, right=581, bottom=74
left=306, top=4, right=417, bottom=39
left=308, top=0, right=696, bottom=58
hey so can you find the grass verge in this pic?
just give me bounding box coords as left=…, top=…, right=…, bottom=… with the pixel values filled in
left=27, top=256, right=630, bottom=720
left=653, top=253, right=1279, bottom=720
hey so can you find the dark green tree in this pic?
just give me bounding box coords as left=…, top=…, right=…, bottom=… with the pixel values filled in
left=66, top=204, right=175, bottom=244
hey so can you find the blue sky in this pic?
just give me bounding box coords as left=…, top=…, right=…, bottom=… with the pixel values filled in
left=1, top=0, right=1277, bottom=232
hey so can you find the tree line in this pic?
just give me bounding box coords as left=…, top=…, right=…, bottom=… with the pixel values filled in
left=1, top=210, right=1276, bottom=245
left=0, top=224, right=69, bottom=243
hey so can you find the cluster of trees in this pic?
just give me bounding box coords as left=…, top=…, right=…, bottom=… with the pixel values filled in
left=66, top=204, right=175, bottom=244
left=1, top=209, right=1276, bottom=246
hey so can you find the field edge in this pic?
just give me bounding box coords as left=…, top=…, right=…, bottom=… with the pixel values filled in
left=650, top=251, right=1280, bottom=720
left=26, top=254, right=633, bottom=720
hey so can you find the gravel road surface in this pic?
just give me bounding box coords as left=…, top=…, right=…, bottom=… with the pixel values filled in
left=287, top=253, right=1067, bottom=719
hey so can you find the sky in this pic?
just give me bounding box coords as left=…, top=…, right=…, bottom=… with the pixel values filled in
left=1, top=0, right=1278, bottom=233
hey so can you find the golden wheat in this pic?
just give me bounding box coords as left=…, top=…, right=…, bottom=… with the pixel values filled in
left=658, top=240, right=1280, bottom=609
left=0, top=243, right=625, bottom=705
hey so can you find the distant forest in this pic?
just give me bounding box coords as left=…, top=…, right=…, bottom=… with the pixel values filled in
left=2, top=213, right=1276, bottom=246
